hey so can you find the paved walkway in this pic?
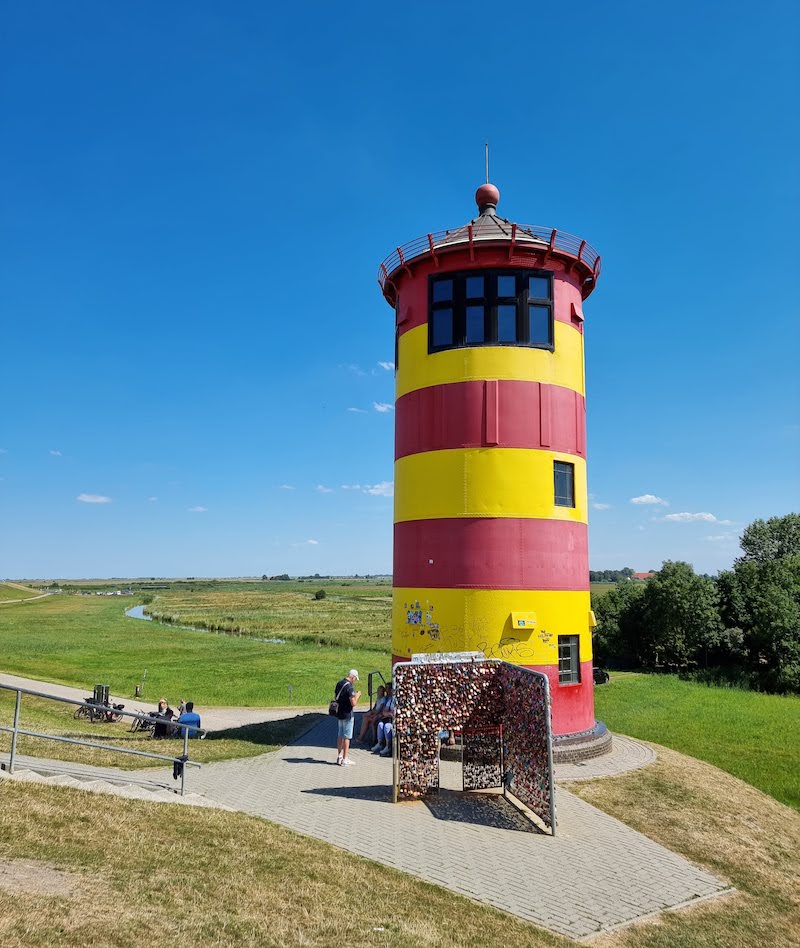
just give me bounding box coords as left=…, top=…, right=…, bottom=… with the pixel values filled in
left=128, top=716, right=728, bottom=941
left=555, top=733, right=657, bottom=782
left=0, top=672, right=313, bottom=731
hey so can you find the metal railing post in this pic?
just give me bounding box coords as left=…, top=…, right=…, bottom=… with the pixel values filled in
left=180, top=727, right=189, bottom=797
left=9, top=689, right=21, bottom=774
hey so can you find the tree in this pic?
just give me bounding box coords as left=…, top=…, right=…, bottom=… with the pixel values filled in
left=738, top=513, right=800, bottom=564
left=593, top=581, right=646, bottom=666
left=719, top=553, right=800, bottom=693
left=639, top=561, right=723, bottom=667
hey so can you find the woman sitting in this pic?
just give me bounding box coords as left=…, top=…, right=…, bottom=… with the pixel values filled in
left=356, top=684, right=386, bottom=744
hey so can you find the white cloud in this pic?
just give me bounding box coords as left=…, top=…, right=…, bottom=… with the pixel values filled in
left=316, top=485, right=334, bottom=494
left=341, top=484, right=362, bottom=490
left=341, top=363, right=366, bottom=376
left=148, top=496, right=158, bottom=502
left=662, top=511, right=717, bottom=523
left=630, top=494, right=669, bottom=506
left=49, top=449, right=62, bottom=457
left=77, top=493, right=112, bottom=504
left=188, top=505, right=208, bottom=513
left=704, top=535, right=732, bottom=542
left=347, top=407, right=367, bottom=414
left=365, top=481, right=394, bottom=497
left=373, top=402, right=394, bottom=413
left=292, top=538, right=319, bottom=546
left=279, top=484, right=296, bottom=490
left=592, top=502, right=611, bottom=510
left=377, top=361, right=395, bottom=371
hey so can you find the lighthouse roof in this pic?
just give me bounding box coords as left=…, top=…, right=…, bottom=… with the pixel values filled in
left=378, top=183, right=601, bottom=304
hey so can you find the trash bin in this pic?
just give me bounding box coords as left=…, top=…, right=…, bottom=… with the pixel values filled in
left=94, top=684, right=110, bottom=705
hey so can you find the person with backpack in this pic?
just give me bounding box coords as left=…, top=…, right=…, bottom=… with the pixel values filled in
left=331, top=669, right=361, bottom=766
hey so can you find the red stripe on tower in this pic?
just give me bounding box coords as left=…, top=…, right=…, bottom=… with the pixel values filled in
left=393, top=518, right=589, bottom=590
left=395, top=380, right=585, bottom=460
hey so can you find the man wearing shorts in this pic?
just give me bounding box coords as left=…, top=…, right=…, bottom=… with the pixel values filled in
left=334, top=669, right=361, bottom=766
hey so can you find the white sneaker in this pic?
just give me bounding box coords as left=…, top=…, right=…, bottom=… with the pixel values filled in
left=342, top=758, right=356, bottom=766
left=379, top=746, right=391, bottom=757
left=371, top=743, right=382, bottom=753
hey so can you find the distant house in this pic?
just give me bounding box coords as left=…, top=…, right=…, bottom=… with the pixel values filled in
left=632, top=571, right=656, bottom=581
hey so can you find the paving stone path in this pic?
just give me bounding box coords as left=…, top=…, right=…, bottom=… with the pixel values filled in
left=0, top=671, right=312, bottom=731
left=132, top=716, right=729, bottom=941
left=555, top=733, right=657, bottom=782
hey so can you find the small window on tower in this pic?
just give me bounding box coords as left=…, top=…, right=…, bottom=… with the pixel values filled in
left=554, top=461, right=575, bottom=507
left=558, top=635, right=581, bottom=684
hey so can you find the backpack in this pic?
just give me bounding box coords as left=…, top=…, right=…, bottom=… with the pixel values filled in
left=328, top=680, right=348, bottom=717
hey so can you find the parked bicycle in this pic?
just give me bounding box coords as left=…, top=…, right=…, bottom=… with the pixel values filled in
left=73, top=697, right=125, bottom=723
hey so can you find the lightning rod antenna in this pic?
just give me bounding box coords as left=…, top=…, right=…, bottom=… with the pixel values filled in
left=485, top=142, right=489, bottom=184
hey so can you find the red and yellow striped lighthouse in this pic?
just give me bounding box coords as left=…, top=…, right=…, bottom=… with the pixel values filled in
left=378, top=183, right=602, bottom=739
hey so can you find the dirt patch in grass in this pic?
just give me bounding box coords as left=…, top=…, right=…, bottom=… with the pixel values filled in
left=570, top=741, right=800, bottom=947
left=0, top=858, right=80, bottom=898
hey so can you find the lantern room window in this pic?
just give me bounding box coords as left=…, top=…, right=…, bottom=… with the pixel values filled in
left=428, top=269, right=554, bottom=353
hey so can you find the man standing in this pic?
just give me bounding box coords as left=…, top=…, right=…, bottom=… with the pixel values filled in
left=334, top=669, right=361, bottom=766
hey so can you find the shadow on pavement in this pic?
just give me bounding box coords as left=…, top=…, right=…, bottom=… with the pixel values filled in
left=424, top=791, right=538, bottom=833
left=206, top=713, right=324, bottom=746
left=301, top=784, right=392, bottom=803
left=284, top=756, right=339, bottom=766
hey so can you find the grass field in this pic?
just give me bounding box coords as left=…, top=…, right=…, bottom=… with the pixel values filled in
left=145, top=579, right=392, bottom=649
left=0, top=592, right=391, bottom=707
left=1, top=741, right=798, bottom=947
left=594, top=672, right=800, bottom=811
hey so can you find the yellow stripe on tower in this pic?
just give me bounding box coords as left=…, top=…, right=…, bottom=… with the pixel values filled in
left=396, top=321, right=585, bottom=399
left=393, top=587, right=593, bottom=664
left=394, top=448, right=588, bottom=524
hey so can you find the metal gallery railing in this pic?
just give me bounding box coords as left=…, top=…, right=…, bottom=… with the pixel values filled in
left=0, top=683, right=203, bottom=797
left=378, top=222, right=601, bottom=293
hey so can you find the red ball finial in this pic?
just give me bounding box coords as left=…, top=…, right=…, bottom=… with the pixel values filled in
left=475, top=183, right=500, bottom=209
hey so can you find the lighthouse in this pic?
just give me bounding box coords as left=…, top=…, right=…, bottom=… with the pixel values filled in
left=378, top=183, right=603, bottom=744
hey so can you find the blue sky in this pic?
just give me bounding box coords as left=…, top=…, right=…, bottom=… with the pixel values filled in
left=1, top=1, right=798, bottom=578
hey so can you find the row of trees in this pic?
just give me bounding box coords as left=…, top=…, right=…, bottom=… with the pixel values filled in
left=593, top=513, right=800, bottom=694
left=589, top=567, right=636, bottom=583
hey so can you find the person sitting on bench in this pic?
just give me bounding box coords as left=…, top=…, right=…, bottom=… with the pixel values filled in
left=357, top=684, right=387, bottom=744
left=176, top=701, right=201, bottom=737
left=152, top=698, right=174, bottom=739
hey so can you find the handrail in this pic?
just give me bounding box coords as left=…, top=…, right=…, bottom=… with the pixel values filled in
left=366, top=669, right=387, bottom=711
left=378, top=222, right=601, bottom=295
left=0, top=683, right=203, bottom=796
